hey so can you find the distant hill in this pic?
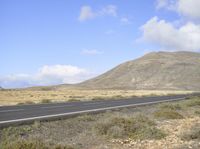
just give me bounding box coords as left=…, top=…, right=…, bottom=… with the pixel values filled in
left=74, top=51, right=200, bottom=90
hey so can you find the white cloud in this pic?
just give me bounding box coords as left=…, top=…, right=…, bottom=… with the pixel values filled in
left=177, top=0, right=200, bottom=20
left=120, top=17, right=131, bottom=25
left=105, top=29, right=115, bottom=35
left=81, top=49, right=103, bottom=55
left=156, top=0, right=176, bottom=10
left=78, top=5, right=117, bottom=21
left=78, top=6, right=95, bottom=21
left=38, top=65, right=86, bottom=78
left=99, top=5, right=117, bottom=17
left=0, top=65, right=95, bottom=88
left=156, top=0, right=200, bottom=20
left=149, top=0, right=200, bottom=51
left=140, top=16, right=200, bottom=51
left=156, top=0, right=169, bottom=9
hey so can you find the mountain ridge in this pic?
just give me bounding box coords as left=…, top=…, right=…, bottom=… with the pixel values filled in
left=73, top=51, right=200, bottom=90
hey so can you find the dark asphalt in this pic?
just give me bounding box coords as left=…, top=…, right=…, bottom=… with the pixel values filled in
left=0, top=94, right=196, bottom=126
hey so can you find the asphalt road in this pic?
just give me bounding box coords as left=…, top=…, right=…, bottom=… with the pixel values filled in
left=0, top=94, right=195, bottom=126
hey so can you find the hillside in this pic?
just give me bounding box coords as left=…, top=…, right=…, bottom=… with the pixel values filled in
left=75, top=51, right=200, bottom=90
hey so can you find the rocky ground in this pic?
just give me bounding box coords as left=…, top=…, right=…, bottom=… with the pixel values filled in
left=111, top=117, right=200, bottom=149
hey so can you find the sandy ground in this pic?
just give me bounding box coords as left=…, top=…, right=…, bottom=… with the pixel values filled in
left=0, top=89, right=195, bottom=105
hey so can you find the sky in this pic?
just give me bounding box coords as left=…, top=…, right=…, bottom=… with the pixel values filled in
left=0, top=0, right=200, bottom=88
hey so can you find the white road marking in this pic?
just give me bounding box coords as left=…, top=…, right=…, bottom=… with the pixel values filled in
left=41, top=105, right=74, bottom=109
left=0, top=109, right=24, bottom=113
left=83, top=102, right=104, bottom=105
left=0, top=97, right=185, bottom=125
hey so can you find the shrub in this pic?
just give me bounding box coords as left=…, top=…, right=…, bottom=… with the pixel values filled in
left=184, top=97, right=200, bottom=107
left=77, top=114, right=95, bottom=122
left=41, top=99, right=52, bottom=103
left=1, top=140, right=75, bottom=149
left=17, top=101, right=35, bottom=105
left=106, top=125, right=125, bottom=138
left=181, top=124, right=200, bottom=141
left=159, top=103, right=182, bottom=110
left=25, top=101, right=35, bottom=104
left=2, top=140, right=47, bottom=149
left=94, top=115, right=166, bottom=140
left=69, top=96, right=83, bottom=98
left=33, top=121, right=41, bottom=128
left=113, top=95, right=123, bottom=99
left=68, top=99, right=80, bottom=102
left=17, top=102, right=25, bottom=105
left=195, top=110, right=200, bottom=115
left=91, top=97, right=105, bottom=101
left=40, top=87, right=53, bottom=91
left=154, top=109, right=184, bottom=119
left=2, top=126, right=32, bottom=140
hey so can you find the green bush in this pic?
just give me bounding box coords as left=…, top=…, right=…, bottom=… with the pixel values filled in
left=68, top=99, right=80, bottom=102
left=181, top=124, right=200, bottom=141
left=113, top=95, right=123, bottom=99
left=94, top=115, right=166, bottom=140
left=159, top=103, right=182, bottom=110
left=91, top=96, right=105, bottom=101
left=195, top=110, right=200, bottom=115
left=184, top=97, right=200, bottom=107
left=154, top=109, right=183, bottom=119
left=2, top=126, right=32, bottom=140
left=77, top=114, right=95, bottom=122
left=40, top=87, right=53, bottom=91
left=1, top=140, right=75, bottom=149
left=41, top=99, right=52, bottom=103
left=17, top=101, right=35, bottom=105
left=2, top=140, right=47, bottom=149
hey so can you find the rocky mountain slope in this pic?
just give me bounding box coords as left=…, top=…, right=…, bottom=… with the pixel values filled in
left=76, top=51, right=200, bottom=90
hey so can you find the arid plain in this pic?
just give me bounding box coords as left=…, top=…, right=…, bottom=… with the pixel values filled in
left=0, top=89, right=195, bottom=106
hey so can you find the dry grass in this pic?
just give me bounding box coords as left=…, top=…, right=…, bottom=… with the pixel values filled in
left=0, top=89, right=195, bottom=105
left=1, top=140, right=74, bottom=149
left=154, top=103, right=184, bottom=120
left=184, top=96, right=200, bottom=107
left=1, top=96, right=200, bottom=149
left=180, top=124, right=200, bottom=141
left=94, top=115, right=166, bottom=140
left=154, top=109, right=184, bottom=119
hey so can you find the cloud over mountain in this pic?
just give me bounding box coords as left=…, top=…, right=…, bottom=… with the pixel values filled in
left=140, top=17, right=200, bottom=51
left=156, top=0, right=200, bottom=20
left=0, top=65, right=94, bottom=88
left=139, top=0, right=200, bottom=52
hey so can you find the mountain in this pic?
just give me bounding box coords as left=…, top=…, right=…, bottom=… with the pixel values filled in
left=75, top=51, right=200, bottom=90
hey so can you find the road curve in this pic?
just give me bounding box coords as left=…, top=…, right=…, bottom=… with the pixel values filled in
left=0, top=94, right=195, bottom=127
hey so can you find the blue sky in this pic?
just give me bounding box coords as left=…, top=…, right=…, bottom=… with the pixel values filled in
left=1, top=0, right=200, bottom=88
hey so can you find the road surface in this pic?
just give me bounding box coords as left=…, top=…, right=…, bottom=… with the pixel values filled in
left=0, top=94, right=194, bottom=126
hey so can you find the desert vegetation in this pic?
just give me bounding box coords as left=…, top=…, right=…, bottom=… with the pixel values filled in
left=0, top=89, right=195, bottom=105
left=94, top=115, right=166, bottom=140
left=1, top=140, right=74, bottom=149
left=0, top=96, right=200, bottom=148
